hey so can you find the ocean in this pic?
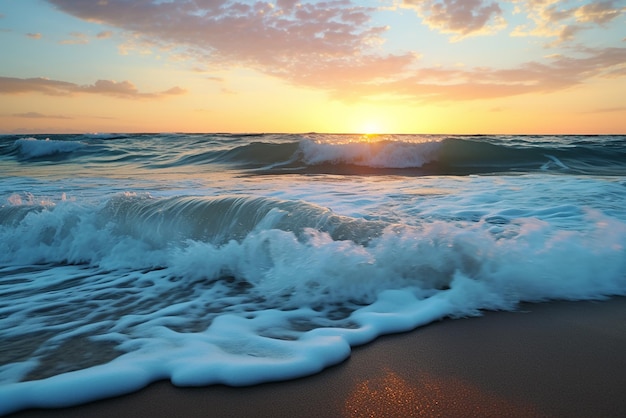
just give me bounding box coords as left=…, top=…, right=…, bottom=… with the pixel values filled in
left=1, top=133, right=625, bottom=414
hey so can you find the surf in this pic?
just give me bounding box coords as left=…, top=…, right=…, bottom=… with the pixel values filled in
left=1, top=133, right=626, bottom=414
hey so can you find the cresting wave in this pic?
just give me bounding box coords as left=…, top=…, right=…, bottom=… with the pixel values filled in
left=0, top=194, right=385, bottom=264
left=1, top=190, right=625, bottom=416
left=244, top=137, right=626, bottom=175
left=13, top=137, right=86, bottom=159
left=164, top=136, right=626, bottom=175
left=2, top=191, right=625, bottom=311
left=3, top=135, right=626, bottom=175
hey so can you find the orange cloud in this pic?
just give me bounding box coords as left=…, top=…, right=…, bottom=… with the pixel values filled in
left=332, top=47, right=626, bottom=102
left=585, top=106, right=626, bottom=114
left=0, top=76, right=186, bottom=99
left=12, top=111, right=73, bottom=119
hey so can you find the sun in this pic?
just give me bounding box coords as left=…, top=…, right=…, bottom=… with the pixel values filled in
left=359, top=121, right=384, bottom=135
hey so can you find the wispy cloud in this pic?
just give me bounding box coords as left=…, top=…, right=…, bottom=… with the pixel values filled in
left=26, top=33, right=42, bottom=39
left=60, top=31, right=89, bottom=45
left=220, top=87, right=237, bottom=95
left=96, top=30, right=113, bottom=39
left=331, top=47, right=626, bottom=102
left=584, top=106, right=626, bottom=114
left=12, top=111, right=73, bottom=119
left=0, top=76, right=186, bottom=99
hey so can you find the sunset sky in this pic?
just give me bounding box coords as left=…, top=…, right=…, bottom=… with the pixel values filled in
left=0, top=0, right=624, bottom=134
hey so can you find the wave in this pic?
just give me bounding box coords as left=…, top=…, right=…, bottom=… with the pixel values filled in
left=100, top=193, right=386, bottom=247
left=2, top=192, right=624, bottom=298
left=0, top=193, right=387, bottom=267
left=81, top=133, right=131, bottom=140
left=180, top=136, right=626, bottom=176
left=300, top=137, right=626, bottom=175
left=1, top=191, right=625, bottom=413
left=14, top=137, right=86, bottom=159
left=2, top=134, right=625, bottom=176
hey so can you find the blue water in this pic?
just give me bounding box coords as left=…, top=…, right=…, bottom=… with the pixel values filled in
left=1, top=133, right=625, bottom=414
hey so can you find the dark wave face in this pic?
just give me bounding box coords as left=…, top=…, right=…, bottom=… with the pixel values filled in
left=1, top=134, right=625, bottom=177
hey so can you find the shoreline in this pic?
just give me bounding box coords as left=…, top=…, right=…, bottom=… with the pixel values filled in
left=8, top=297, right=626, bottom=417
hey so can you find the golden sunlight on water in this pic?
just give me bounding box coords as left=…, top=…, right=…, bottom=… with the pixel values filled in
left=342, top=369, right=542, bottom=418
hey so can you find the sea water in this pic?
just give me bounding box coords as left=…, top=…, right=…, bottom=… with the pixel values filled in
left=1, top=134, right=625, bottom=414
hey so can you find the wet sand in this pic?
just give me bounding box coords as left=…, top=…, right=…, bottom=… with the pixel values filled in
left=8, top=297, right=626, bottom=417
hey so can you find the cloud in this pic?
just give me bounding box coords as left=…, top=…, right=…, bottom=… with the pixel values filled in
left=575, top=0, right=625, bottom=24
left=46, top=1, right=386, bottom=61
left=220, top=87, right=237, bottom=95
left=403, top=0, right=506, bottom=40
left=44, top=0, right=412, bottom=90
left=511, top=0, right=625, bottom=42
left=57, top=30, right=113, bottom=44
left=60, top=31, right=89, bottom=44
left=0, top=77, right=76, bottom=96
left=26, top=33, right=42, bottom=39
left=41, top=0, right=626, bottom=105
left=12, top=111, right=73, bottom=119
left=331, top=46, right=626, bottom=102
left=0, top=76, right=186, bottom=99
left=96, top=30, right=113, bottom=39
left=584, top=106, right=626, bottom=113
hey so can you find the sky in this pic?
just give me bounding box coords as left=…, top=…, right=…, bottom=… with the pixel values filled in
left=0, top=0, right=624, bottom=134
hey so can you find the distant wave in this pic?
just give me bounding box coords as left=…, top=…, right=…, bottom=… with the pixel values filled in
left=199, top=136, right=626, bottom=176
left=298, top=139, right=441, bottom=168
left=81, top=133, right=130, bottom=140
left=2, top=134, right=625, bottom=176
left=14, top=137, right=86, bottom=159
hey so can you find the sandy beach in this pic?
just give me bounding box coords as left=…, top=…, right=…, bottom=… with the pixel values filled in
left=7, top=297, right=626, bottom=418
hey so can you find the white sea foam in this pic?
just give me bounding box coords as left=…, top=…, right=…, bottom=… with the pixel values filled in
left=299, top=139, right=441, bottom=168
left=1, top=185, right=625, bottom=416
left=1, top=204, right=624, bottom=414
